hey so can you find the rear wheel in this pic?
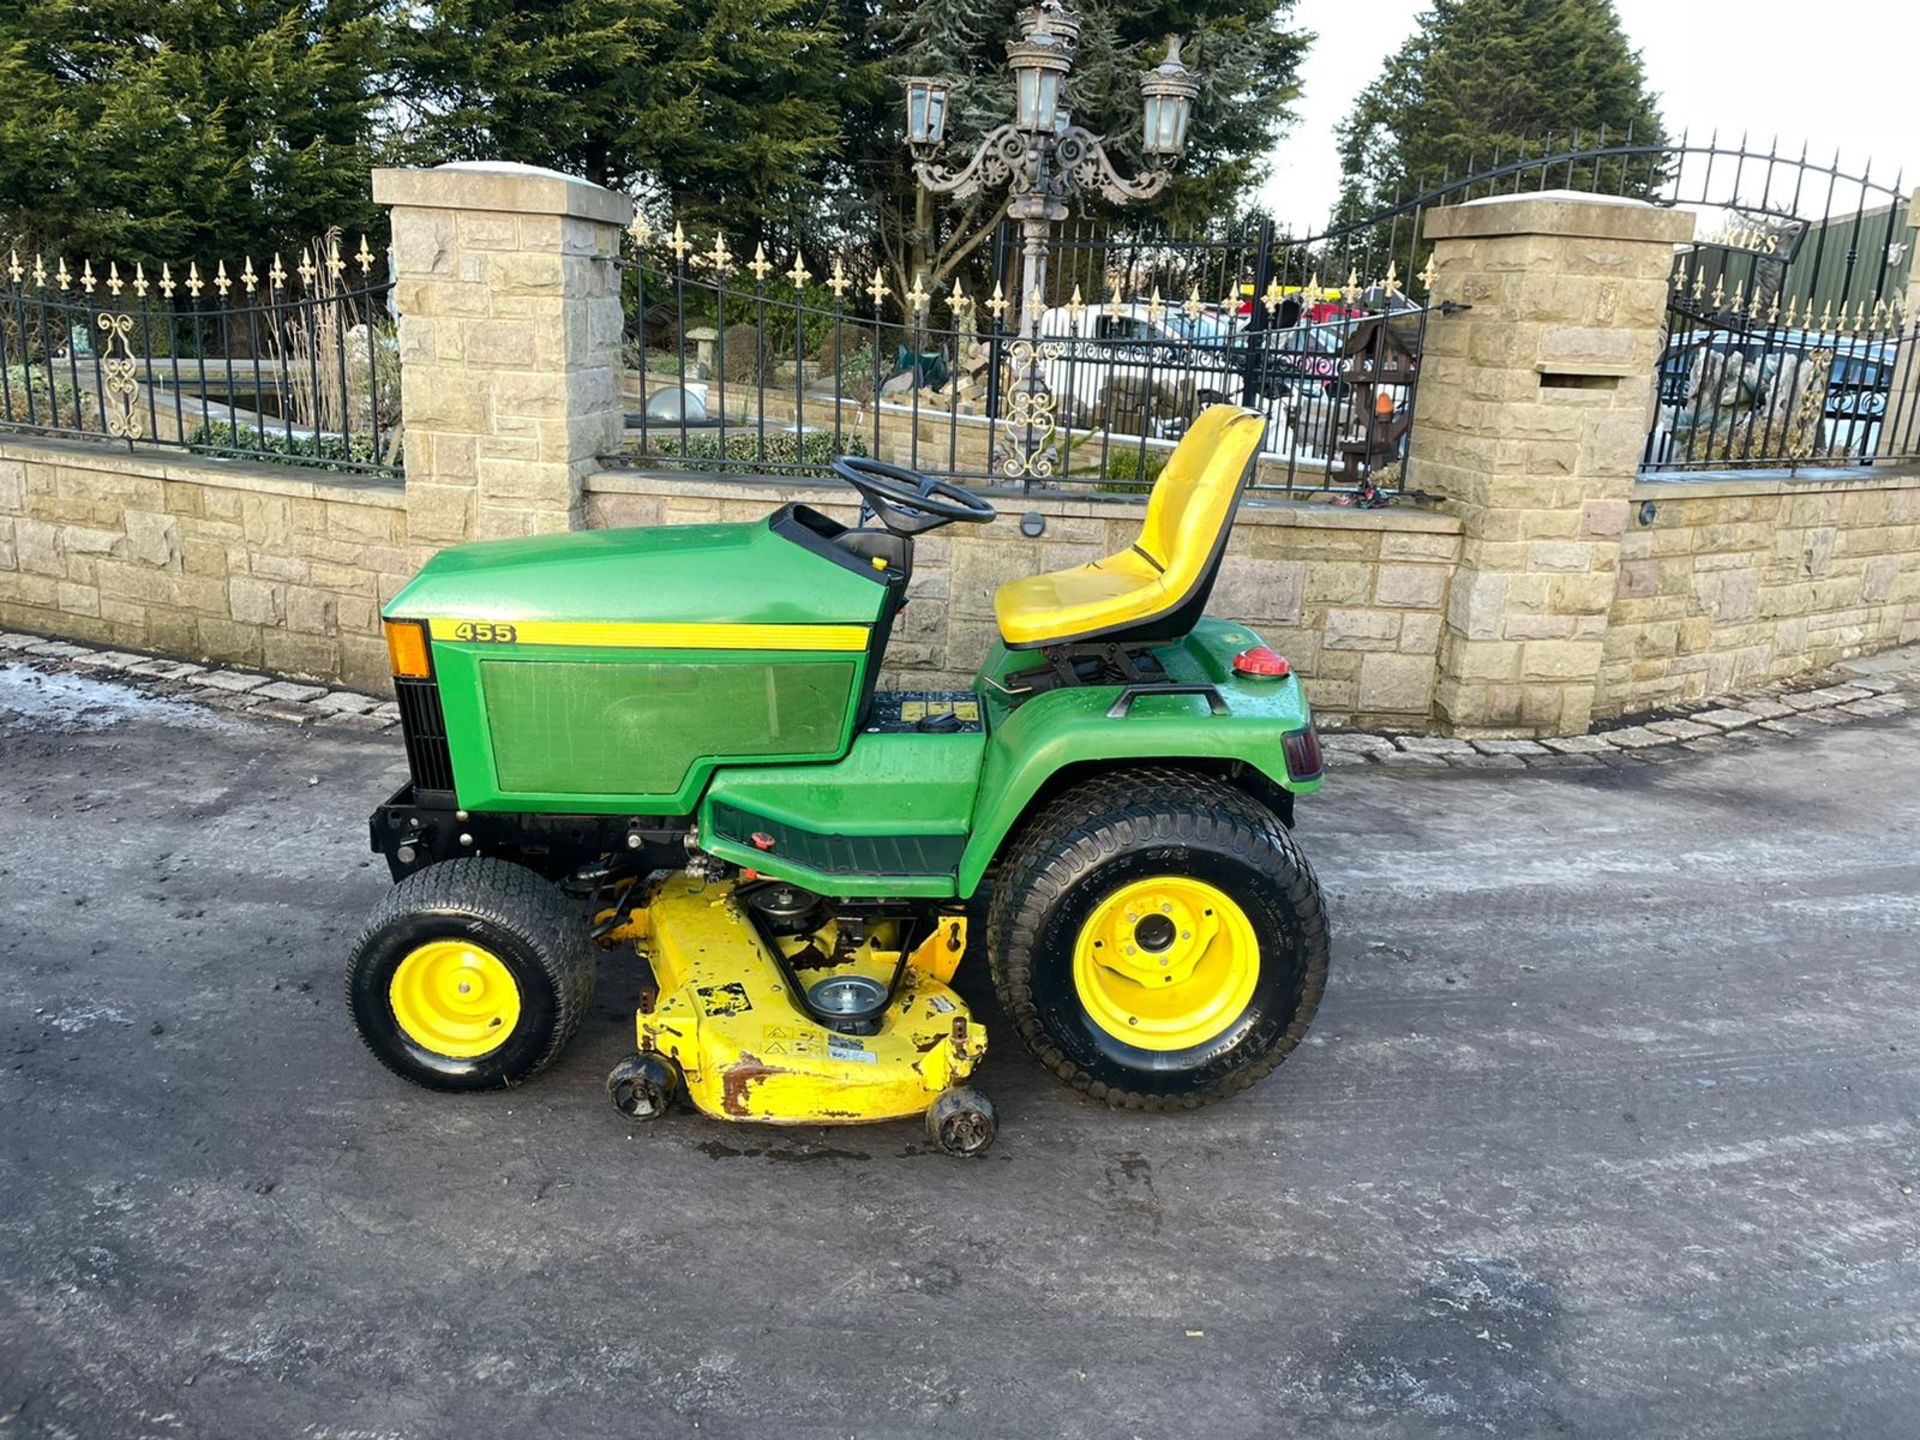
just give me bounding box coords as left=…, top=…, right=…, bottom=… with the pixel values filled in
left=988, top=768, right=1328, bottom=1110
left=346, top=858, right=596, bottom=1091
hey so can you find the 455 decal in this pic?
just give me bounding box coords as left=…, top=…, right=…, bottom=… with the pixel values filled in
left=449, top=621, right=519, bottom=644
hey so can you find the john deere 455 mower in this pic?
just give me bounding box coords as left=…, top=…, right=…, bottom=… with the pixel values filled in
left=347, top=405, right=1329, bottom=1155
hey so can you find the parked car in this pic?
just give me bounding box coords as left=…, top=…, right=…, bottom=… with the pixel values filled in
left=1033, top=303, right=1242, bottom=435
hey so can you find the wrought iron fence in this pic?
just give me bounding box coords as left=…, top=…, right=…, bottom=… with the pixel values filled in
left=0, top=237, right=400, bottom=477
left=1628, top=141, right=1914, bottom=473
left=611, top=219, right=1433, bottom=500
left=613, top=133, right=1920, bottom=497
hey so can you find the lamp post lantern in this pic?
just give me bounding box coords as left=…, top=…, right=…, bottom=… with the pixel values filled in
left=907, top=2, right=1198, bottom=479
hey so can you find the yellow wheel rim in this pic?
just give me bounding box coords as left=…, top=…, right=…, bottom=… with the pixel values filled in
left=1071, top=877, right=1259, bottom=1052
left=389, top=940, right=521, bottom=1059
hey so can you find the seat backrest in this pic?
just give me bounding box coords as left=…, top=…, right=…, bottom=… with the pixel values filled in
left=1135, top=405, right=1266, bottom=591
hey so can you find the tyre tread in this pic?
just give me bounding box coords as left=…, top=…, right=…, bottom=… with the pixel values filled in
left=986, top=766, right=1329, bottom=1111
left=346, top=857, right=596, bottom=1088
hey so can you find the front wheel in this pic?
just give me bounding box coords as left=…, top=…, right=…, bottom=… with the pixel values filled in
left=346, top=858, right=596, bottom=1091
left=987, top=769, right=1328, bottom=1110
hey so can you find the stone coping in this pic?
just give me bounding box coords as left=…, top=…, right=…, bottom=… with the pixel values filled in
left=372, top=164, right=632, bottom=226
left=1, top=628, right=1910, bottom=777
left=1635, top=466, right=1920, bottom=500
left=0, top=433, right=405, bottom=509
left=1425, top=191, right=1696, bottom=244
left=583, top=468, right=1463, bottom=533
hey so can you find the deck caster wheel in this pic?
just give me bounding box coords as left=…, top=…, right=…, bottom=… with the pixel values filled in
left=607, top=1053, right=679, bottom=1120
left=927, top=1087, right=997, bottom=1157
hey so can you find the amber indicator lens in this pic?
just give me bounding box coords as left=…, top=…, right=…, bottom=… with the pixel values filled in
left=385, top=619, right=432, bottom=679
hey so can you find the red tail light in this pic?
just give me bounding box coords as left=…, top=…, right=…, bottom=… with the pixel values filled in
left=1283, top=725, right=1323, bottom=782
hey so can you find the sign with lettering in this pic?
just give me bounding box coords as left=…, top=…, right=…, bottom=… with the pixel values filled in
left=1690, top=205, right=1808, bottom=262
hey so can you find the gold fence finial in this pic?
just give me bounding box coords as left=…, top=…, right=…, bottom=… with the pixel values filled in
left=1872, top=298, right=1888, bottom=330
left=1818, top=299, right=1833, bottom=332
left=1146, top=286, right=1166, bottom=323
left=1067, top=283, right=1085, bottom=319
left=159, top=262, right=175, bottom=299
left=906, top=272, right=930, bottom=314
left=187, top=261, right=204, bottom=298
left=298, top=247, right=317, bottom=288
left=628, top=211, right=653, bottom=249
left=1710, top=275, right=1725, bottom=310
left=1671, top=256, right=1687, bottom=291
left=1383, top=260, right=1401, bottom=297
left=133, top=262, right=148, bottom=298
left=1342, top=267, right=1360, bottom=303
left=1854, top=300, right=1868, bottom=333
left=1691, top=270, right=1705, bottom=302
left=5, top=248, right=18, bottom=284
left=1766, top=293, right=1779, bottom=326
left=949, top=282, right=971, bottom=319
left=80, top=259, right=96, bottom=294
left=748, top=243, right=772, bottom=283
left=106, top=261, right=123, bottom=297
left=1106, top=277, right=1123, bottom=319
left=1262, top=276, right=1284, bottom=315
left=214, top=259, right=231, bottom=297
left=786, top=252, right=811, bottom=289
left=31, top=253, right=45, bottom=288
left=864, top=267, right=889, bottom=307
left=827, top=257, right=850, bottom=298
left=1025, top=282, right=1042, bottom=318
left=706, top=232, right=733, bottom=277
left=241, top=256, right=258, bottom=293
left=668, top=222, right=691, bottom=262
left=1728, top=279, right=1743, bottom=315
left=1417, top=255, right=1438, bottom=295
left=985, top=280, right=1006, bottom=319
left=1182, top=283, right=1203, bottom=319
left=356, top=234, right=374, bottom=274
left=269, top=253, right=287, bottom=290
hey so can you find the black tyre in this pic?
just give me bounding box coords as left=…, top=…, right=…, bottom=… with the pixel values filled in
left=987, top=767, right=1329, bottom=1110
left=346, top=857, right=596, bottom=1092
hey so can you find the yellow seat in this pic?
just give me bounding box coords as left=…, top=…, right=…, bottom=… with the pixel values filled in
left=993, top=405, right=1267, bottom=649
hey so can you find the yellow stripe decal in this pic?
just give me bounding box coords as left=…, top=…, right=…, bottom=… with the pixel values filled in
left=427, top=617, right=869, bottom=652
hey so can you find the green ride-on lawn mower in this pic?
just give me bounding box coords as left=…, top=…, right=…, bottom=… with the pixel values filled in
left=346, top=404, right=1330, bottom=1156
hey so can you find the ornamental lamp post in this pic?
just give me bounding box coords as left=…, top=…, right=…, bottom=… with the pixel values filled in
left=906, top=2, right=1199, bottom=479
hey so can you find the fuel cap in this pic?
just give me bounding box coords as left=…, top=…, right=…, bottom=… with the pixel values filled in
left=1232, top=645, right=1291, bottom=678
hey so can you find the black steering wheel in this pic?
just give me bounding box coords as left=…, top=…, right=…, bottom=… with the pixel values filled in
left=831, top=455, right=998, bottom=536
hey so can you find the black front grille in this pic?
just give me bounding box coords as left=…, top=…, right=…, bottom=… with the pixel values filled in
left=395, top=678, right=455, bottom=794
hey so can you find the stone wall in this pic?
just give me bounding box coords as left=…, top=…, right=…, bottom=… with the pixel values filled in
left=1595, top=473, right=1920, bottom=716
left=584, top=471, right=1462, bottom=730
left=0, top=436, right=418, bottom=694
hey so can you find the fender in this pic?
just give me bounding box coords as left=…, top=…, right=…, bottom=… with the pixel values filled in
left=957, top=669, right=1318, bottom=898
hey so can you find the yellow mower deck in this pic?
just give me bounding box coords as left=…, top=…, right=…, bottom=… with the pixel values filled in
left=628, top=874, right=985, bottom=1125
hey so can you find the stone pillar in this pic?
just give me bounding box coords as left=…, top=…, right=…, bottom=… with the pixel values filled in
left=371, top=162, right=630, bottom=542
left=1410, top=191, right=1695, bottom=736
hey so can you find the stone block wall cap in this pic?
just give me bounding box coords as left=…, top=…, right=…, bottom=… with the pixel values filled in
left=1424, top=189, right=1696, bottom=244
left=372, top=163, right=633, bottom=226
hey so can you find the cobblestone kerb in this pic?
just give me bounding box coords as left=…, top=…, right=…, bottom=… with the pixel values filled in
left=2, top=626, right=1911, bottom=770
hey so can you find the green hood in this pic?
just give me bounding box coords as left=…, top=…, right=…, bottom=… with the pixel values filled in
left=384, top=517, right=886, bottom=628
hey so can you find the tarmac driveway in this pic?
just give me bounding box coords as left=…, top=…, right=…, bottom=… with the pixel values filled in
left=1, top=657, right=1916, bottom=1438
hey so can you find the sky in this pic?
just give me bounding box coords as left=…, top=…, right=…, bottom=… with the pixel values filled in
left=1254, top=0, right=1920, bottom=232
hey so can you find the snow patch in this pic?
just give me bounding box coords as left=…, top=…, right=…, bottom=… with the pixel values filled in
left=0, top=662, right=239, bottom=733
